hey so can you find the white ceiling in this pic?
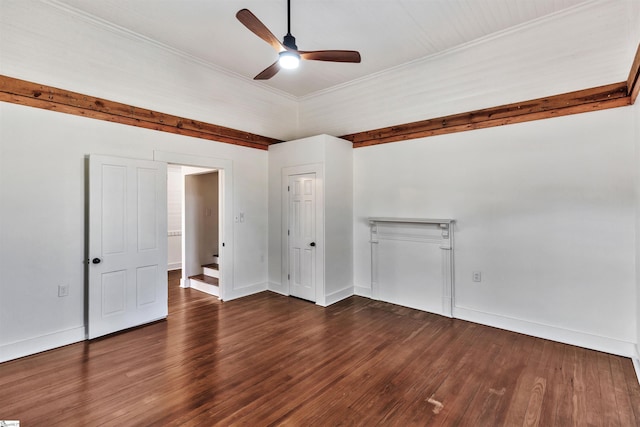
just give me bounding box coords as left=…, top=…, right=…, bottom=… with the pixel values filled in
left=53, top=0, right=592, bottom=98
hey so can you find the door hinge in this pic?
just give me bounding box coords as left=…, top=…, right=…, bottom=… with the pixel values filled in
left=287, top=229, right=290, bottom=236
left=288, top=185, right=290, bottom=191
left=288, top=274, right=290, bottom=280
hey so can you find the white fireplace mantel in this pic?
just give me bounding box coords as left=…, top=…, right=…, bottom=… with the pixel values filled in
left=369, top=217, right=456, bottom=317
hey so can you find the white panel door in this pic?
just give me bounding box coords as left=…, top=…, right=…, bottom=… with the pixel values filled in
left=88, top=155, right=167, bottom=339
left=288, top=173, right=316, bottom=302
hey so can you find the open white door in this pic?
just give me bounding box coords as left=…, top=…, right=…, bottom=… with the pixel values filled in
left=288, top=173, right=316, bottom=302
left=88, top=155, right=168, bottom=339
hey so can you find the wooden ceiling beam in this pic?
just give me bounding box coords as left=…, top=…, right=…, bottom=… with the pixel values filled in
left=0, top=74, right=281, bottom=150
left=344, top=43, right=640, bottom=148
left=3, top=41, right=640, bottom=152
left=342, top=82, right=631, bottom=148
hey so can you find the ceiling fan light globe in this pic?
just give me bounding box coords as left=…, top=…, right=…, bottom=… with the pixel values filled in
left=279, top=51, right=300, bottom=69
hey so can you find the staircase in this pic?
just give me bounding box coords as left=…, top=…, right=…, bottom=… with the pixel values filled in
left=189, top=255, right=220, bottom=298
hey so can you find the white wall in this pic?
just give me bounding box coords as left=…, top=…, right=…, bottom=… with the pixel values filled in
left=167, top=165, right=183, bottom=270
left=631, top=0, right=640, bottom=363
left=0, top=102, right=268, bottom=362
left=201, top=172, right=219, bottom=264
left=323, top=137, right=353, bottom=302
left=184, top=174, right=201, bottom=279
left=353, top=107, right=636, bottom=356
left=635, top=100, right=640, bottom=360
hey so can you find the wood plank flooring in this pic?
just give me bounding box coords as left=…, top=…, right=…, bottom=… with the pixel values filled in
left=1, top=270, right=639, bottom=426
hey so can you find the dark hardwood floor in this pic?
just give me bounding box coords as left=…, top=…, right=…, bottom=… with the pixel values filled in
left=1, top=270, right=639, bottom=426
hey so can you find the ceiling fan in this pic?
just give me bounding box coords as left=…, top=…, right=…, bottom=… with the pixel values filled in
left=236, top=0, right=361, bottom=80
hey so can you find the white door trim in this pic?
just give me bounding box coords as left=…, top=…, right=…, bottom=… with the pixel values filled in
left=282, top=163, right=325, bottom=305
left=154, top=151, right=233, bottom=301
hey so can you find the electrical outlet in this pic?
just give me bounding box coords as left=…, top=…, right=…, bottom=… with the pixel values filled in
left=472, top=272, right=482, bottom=282
left=58, top=285, right=69, bottom=297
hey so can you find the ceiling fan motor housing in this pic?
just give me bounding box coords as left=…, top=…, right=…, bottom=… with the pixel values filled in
left=283, top=33, right=298, bottom=50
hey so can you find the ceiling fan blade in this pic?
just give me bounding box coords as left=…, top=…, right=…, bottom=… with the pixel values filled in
left=236, top=9, right=285, bottom=52
left=254, top=61, right=281, bottom=80
left=299, top=50, right=361, bottom=63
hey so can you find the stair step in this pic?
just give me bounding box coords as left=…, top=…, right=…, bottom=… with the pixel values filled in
left=202, top=263, right=219, bottom=270
left=190, top=274, right=218, bottom=285
left=202, top=263, right=219, bottom=278
left=189, top=274, right=219, bottom=298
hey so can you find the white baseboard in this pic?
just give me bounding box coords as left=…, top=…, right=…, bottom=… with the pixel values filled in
left=321, top=286, right=354, bottom=307
left=633, top=345, right=640, bottom=386
left=266, top=283, right=353, bottom=306
left=267, top=281, right=288, bottom=296
left=0, top=326, right=85, bottom=363
left=167, top=262, right=182, bottom=271
left=454, top=306, right=636, bottom=358
left=223, top=282, right=268, bottom=301
left=268, top=289, right=289, bottom=298
left=354, top=285, right=372, bottom=298
left=632, top=358, right=640, bottom=387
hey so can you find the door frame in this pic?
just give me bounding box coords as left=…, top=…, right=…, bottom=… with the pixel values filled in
left=282, top=164, right=325, bottom=305
left=154, top=151, right=233, bottom=301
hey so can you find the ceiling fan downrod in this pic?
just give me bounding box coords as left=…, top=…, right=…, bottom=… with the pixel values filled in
left=283, top=0, right=297, bottom=50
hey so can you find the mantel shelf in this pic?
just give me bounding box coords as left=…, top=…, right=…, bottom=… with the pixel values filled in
left=368, top=217, right=455, bottom=226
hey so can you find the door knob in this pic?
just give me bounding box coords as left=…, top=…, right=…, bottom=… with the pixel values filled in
left=92, top=258, right=102, bottom=264
left=309, top=242, right=316, bottom=247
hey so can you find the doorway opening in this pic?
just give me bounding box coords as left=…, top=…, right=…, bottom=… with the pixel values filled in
left=155, top=150, right=233, bottom=302
left=167, top=165, right=221, bottom=298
